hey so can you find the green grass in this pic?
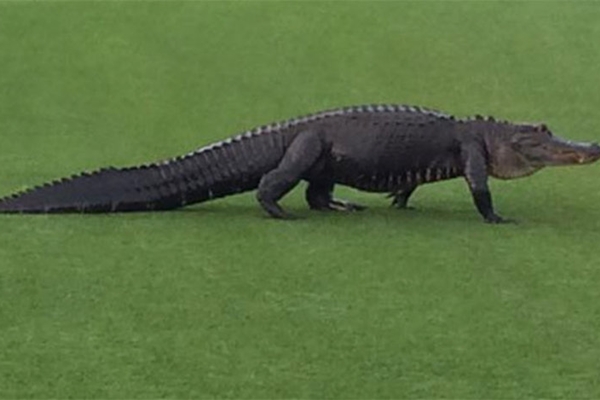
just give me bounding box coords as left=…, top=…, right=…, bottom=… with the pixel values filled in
left=2, top=1, right=600, bottom=398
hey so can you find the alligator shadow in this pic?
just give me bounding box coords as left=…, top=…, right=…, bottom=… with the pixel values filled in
left=175, top=202, right=480, bottom=223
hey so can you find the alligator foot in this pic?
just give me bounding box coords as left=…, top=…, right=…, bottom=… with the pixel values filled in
left=331, top=198, right=367, bottom=211
left=484, top=214, right=516, bottom=224
left=267, top=208, right=298, bottom=220
left=311, top=199, right=367, bottom=212
left=258, top=197, right=296, bottom=219
left=389, top=185, right=418, bottom=210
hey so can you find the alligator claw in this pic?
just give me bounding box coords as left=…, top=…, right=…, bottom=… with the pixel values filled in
left=329, top=199, right=367, bottom=212
left=484, top=214, right=516, bottom=224
left=258, top=197, right=295, bottom=219
left=311, top=198, right=367, bottom=212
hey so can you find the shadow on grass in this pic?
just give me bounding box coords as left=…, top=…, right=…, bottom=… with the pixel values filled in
left=176, top=202, right=486, bottom=224
left=0, top=202, right=496, bottom=224
left=2, top=199, right=592, bottom=234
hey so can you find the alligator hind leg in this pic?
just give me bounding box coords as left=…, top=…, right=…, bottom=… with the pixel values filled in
left=306, top=180, right=366, bottom=212
left=390, top=184, right=418, bottom=209
left=257, top=130, right=325, bottom=219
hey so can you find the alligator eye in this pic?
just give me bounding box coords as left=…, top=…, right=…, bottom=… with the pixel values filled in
left=531, top=124, right=552, bottom=137
left=538, top=124, right=553, bottom=136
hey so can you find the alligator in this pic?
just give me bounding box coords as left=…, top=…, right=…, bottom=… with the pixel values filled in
left=1, top=104, right=599, bottom=223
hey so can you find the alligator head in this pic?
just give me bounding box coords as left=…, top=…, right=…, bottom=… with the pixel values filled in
left=484, top=123, right=600, bottom=180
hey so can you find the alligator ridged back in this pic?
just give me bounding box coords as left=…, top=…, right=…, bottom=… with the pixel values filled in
left=0, top=104, right=457, bottom=214
left=0, top=127, right=293, bottom=213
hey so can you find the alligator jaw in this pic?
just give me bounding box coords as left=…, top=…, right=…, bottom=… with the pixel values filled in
left=551, top=139, right=600, bottom=166
left=579, top=142, right=600, bottom=164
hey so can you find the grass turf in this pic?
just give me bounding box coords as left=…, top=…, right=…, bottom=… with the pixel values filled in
left=1, top=1, right=600, bottom=398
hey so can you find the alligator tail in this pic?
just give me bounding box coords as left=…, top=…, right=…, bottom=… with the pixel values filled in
left=0, top=128, right=291, bottom=214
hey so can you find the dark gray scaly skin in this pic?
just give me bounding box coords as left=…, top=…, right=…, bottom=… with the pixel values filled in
left=1, top=104, right=599, bottom=223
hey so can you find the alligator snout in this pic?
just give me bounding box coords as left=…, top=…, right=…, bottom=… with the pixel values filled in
left=578, top=142, right=600, bottom=164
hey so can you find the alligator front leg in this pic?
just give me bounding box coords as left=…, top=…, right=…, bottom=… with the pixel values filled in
left=462, top=143, right=511, bottom=224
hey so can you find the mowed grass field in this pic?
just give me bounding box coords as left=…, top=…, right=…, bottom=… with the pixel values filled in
left=1, top=1, right=600, bottom=398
